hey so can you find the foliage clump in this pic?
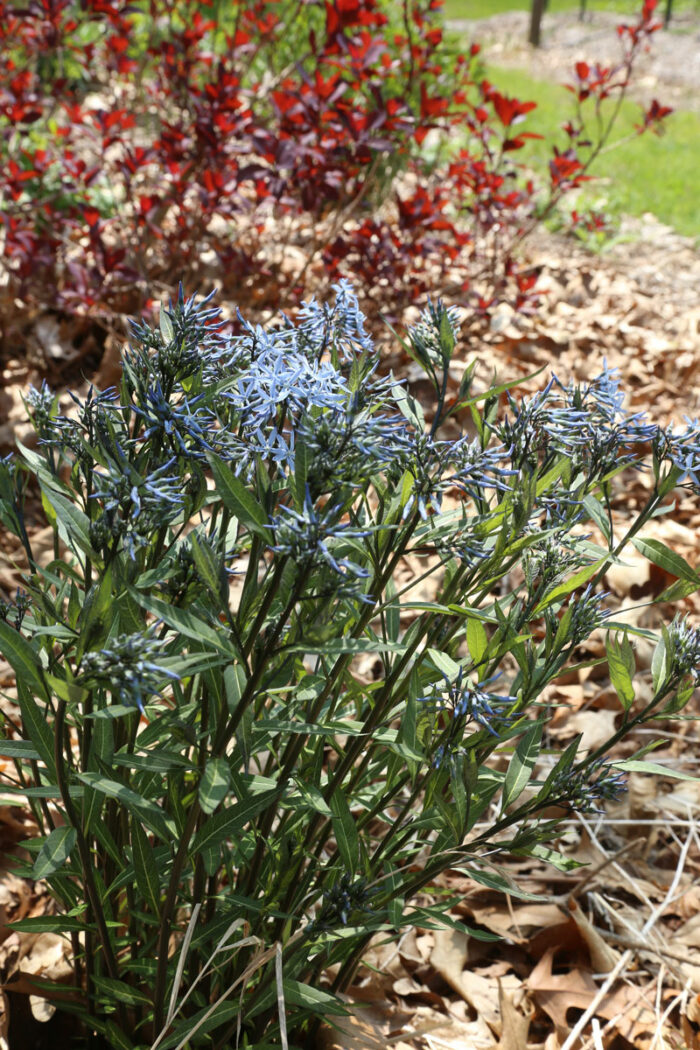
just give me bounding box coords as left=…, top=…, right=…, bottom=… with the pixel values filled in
left=0, top=284, right=699, bottom=1048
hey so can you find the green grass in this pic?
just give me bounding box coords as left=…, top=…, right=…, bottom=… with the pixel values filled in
left=478, top=64, right=700, bottom=239
left=443, top=0, right=699, bottom=19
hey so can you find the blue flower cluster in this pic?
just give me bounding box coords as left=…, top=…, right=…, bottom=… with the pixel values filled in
left=654, top=419, right=700, bottom=489
left=131, top=382, right=216, bottom=460
left=522, top=531, right=594, bottom=593
left=0, top=587, right=31, bottom=631
left=395, top=433, right=516, bottom=521
left=296, top=279, right=374, bottom=361
left=568, top=584, right=612, bottom=644
left=312, top=873, right=373, bottom=931
left=24, top=381, right=56, bottom=438
left=552, top=759, right=627, bottom=814
left=267, top=488, right=372, bottom=598
left=501, top=365, right=656, bottom=481
left=407, top=298, right=461, bottom=371
left=129, top=285, right=225, bottom=383
left=666, top=617, right=700, bottom=686
left=422, top=668, right=517, bottom=767
left=80, top=631, right=179, bottom=712
left=90, top=458, right=185, bottom=558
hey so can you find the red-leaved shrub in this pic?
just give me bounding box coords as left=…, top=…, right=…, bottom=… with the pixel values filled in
left=0, top=0, right=670, bottom=346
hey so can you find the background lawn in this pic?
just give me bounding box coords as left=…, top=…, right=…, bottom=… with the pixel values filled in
left=444, top=0, right=700, bottom=20
left=468, top=64, right=700, bottom=240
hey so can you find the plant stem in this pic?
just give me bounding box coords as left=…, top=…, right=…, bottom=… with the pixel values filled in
left=54, top=703, right=123, bottom=1017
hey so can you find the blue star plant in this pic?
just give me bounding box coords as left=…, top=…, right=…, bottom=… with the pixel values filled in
left=0, top=282, right=698, bottom=1049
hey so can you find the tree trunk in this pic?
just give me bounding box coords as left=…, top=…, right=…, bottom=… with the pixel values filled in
left=664, top=0, right=673, bottom=27
left=579, top=0, right=588, bottom=21
left=529, top=0, right=547, bottom=47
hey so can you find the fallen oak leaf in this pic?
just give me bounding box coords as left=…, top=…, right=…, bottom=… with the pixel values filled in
left=462, top=899, right=567, bottom=943
left=567, top=897, right=620, bottom=973
left=430, top=928, right=520, bottom=1033
left=526, top=947, right=657, bottom=1043
left=496, top=979, right=532, bottom=1050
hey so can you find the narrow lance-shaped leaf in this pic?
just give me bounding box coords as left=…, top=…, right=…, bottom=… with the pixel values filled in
left=206, top=455, right=268, bottom=536
left=502, top=720, right=543, bottom=811
left=76, top=773, right=173, bottom=841
left=329, top=789, right=359, bottom=874
left=18, top=687, right=56, bottom=778
left=466, top=617, right=488, bottom=666
left=606, top=632, right=635, bottom=711
left=0, top=620, right=49, bottom=701
left=191, top=789, right=278, bottom=856
left=198, top=758, right=231, bottom=815
left=651, top=626, right=670, bottom=693
left=131, top=818, right=161, bottom=917
left=632, top=537, right=700, bottom=586
left=32, top=826, right=77, bottom=880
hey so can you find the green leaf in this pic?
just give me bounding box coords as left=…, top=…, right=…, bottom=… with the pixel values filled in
left=456, top=365, right=547, bottom=409
left=131, top=818, right=161, bottom=917
left=293, top=434, right=311, bottom=511
left=463, top=866, right=542, bottom=900
left=466, top=618, right=488, bottom=666
left=606, top=633, right=635, bottom=711
left=290, top=780, right=331, bottom=817
left=191, top=788, right=278, bottom=856
left=614, top=760, right=698, bottom=781
left=76, top=773, right=172, bottom=840
left=127, top=589, right=235, bottom=658
left=387, top=898, right=403, bottom=927
left=160, top=307, right=174, bottom=343
left=405, top=906, right=500, bottom=940
left=9, top=915, right=86, bottom=934
left=583, top=494, right=612, bottom=545
left=198, top=758, right=231, bottom=815
left=39, top=485, right=94, bottom=557
left=632, top=537, right=700, bottom=586
left=0, top=620, right=49, bottom=701
left=515, top=844, right=586, bottom=871
left=384, top=576, right=400, bottom=644
left=439, top=306, right=455, bottom=361
left=17, top=689, right=56, bottom=776
left=44, top=671, right=88, bottom=704
left=651, top=629, right=669, bottom=692
left=189, top=533, right=226, bottom=604
left=286, top=638, right=403, bottom=656
left=537, top=735, right=582, bottom=804
left=0, top=739, right=40, bottom=760
left=427, top=649, right=461, bottom=680
left=92, top=975, right=152, bottom=1009
left=102, top=1019, right=136, bottom=1050
left=32, top=826, right=77, bottom=880
left=502, top=720, right=542, bottom=811
left=280, top=979, right=346, bottom=1013
left=207, top=455, right=268, bottom=535
left=76, top=565, right=114, bottom=664
left=329, top=790, right=359, bottom=874
left=393, top=385, right=425, bottom=431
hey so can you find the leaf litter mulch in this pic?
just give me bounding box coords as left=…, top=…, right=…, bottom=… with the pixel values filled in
left=1, top=209, right=700, bottom=1049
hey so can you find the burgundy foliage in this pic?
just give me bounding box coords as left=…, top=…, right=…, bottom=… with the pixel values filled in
left=0, top=0, right=670, bottom=336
